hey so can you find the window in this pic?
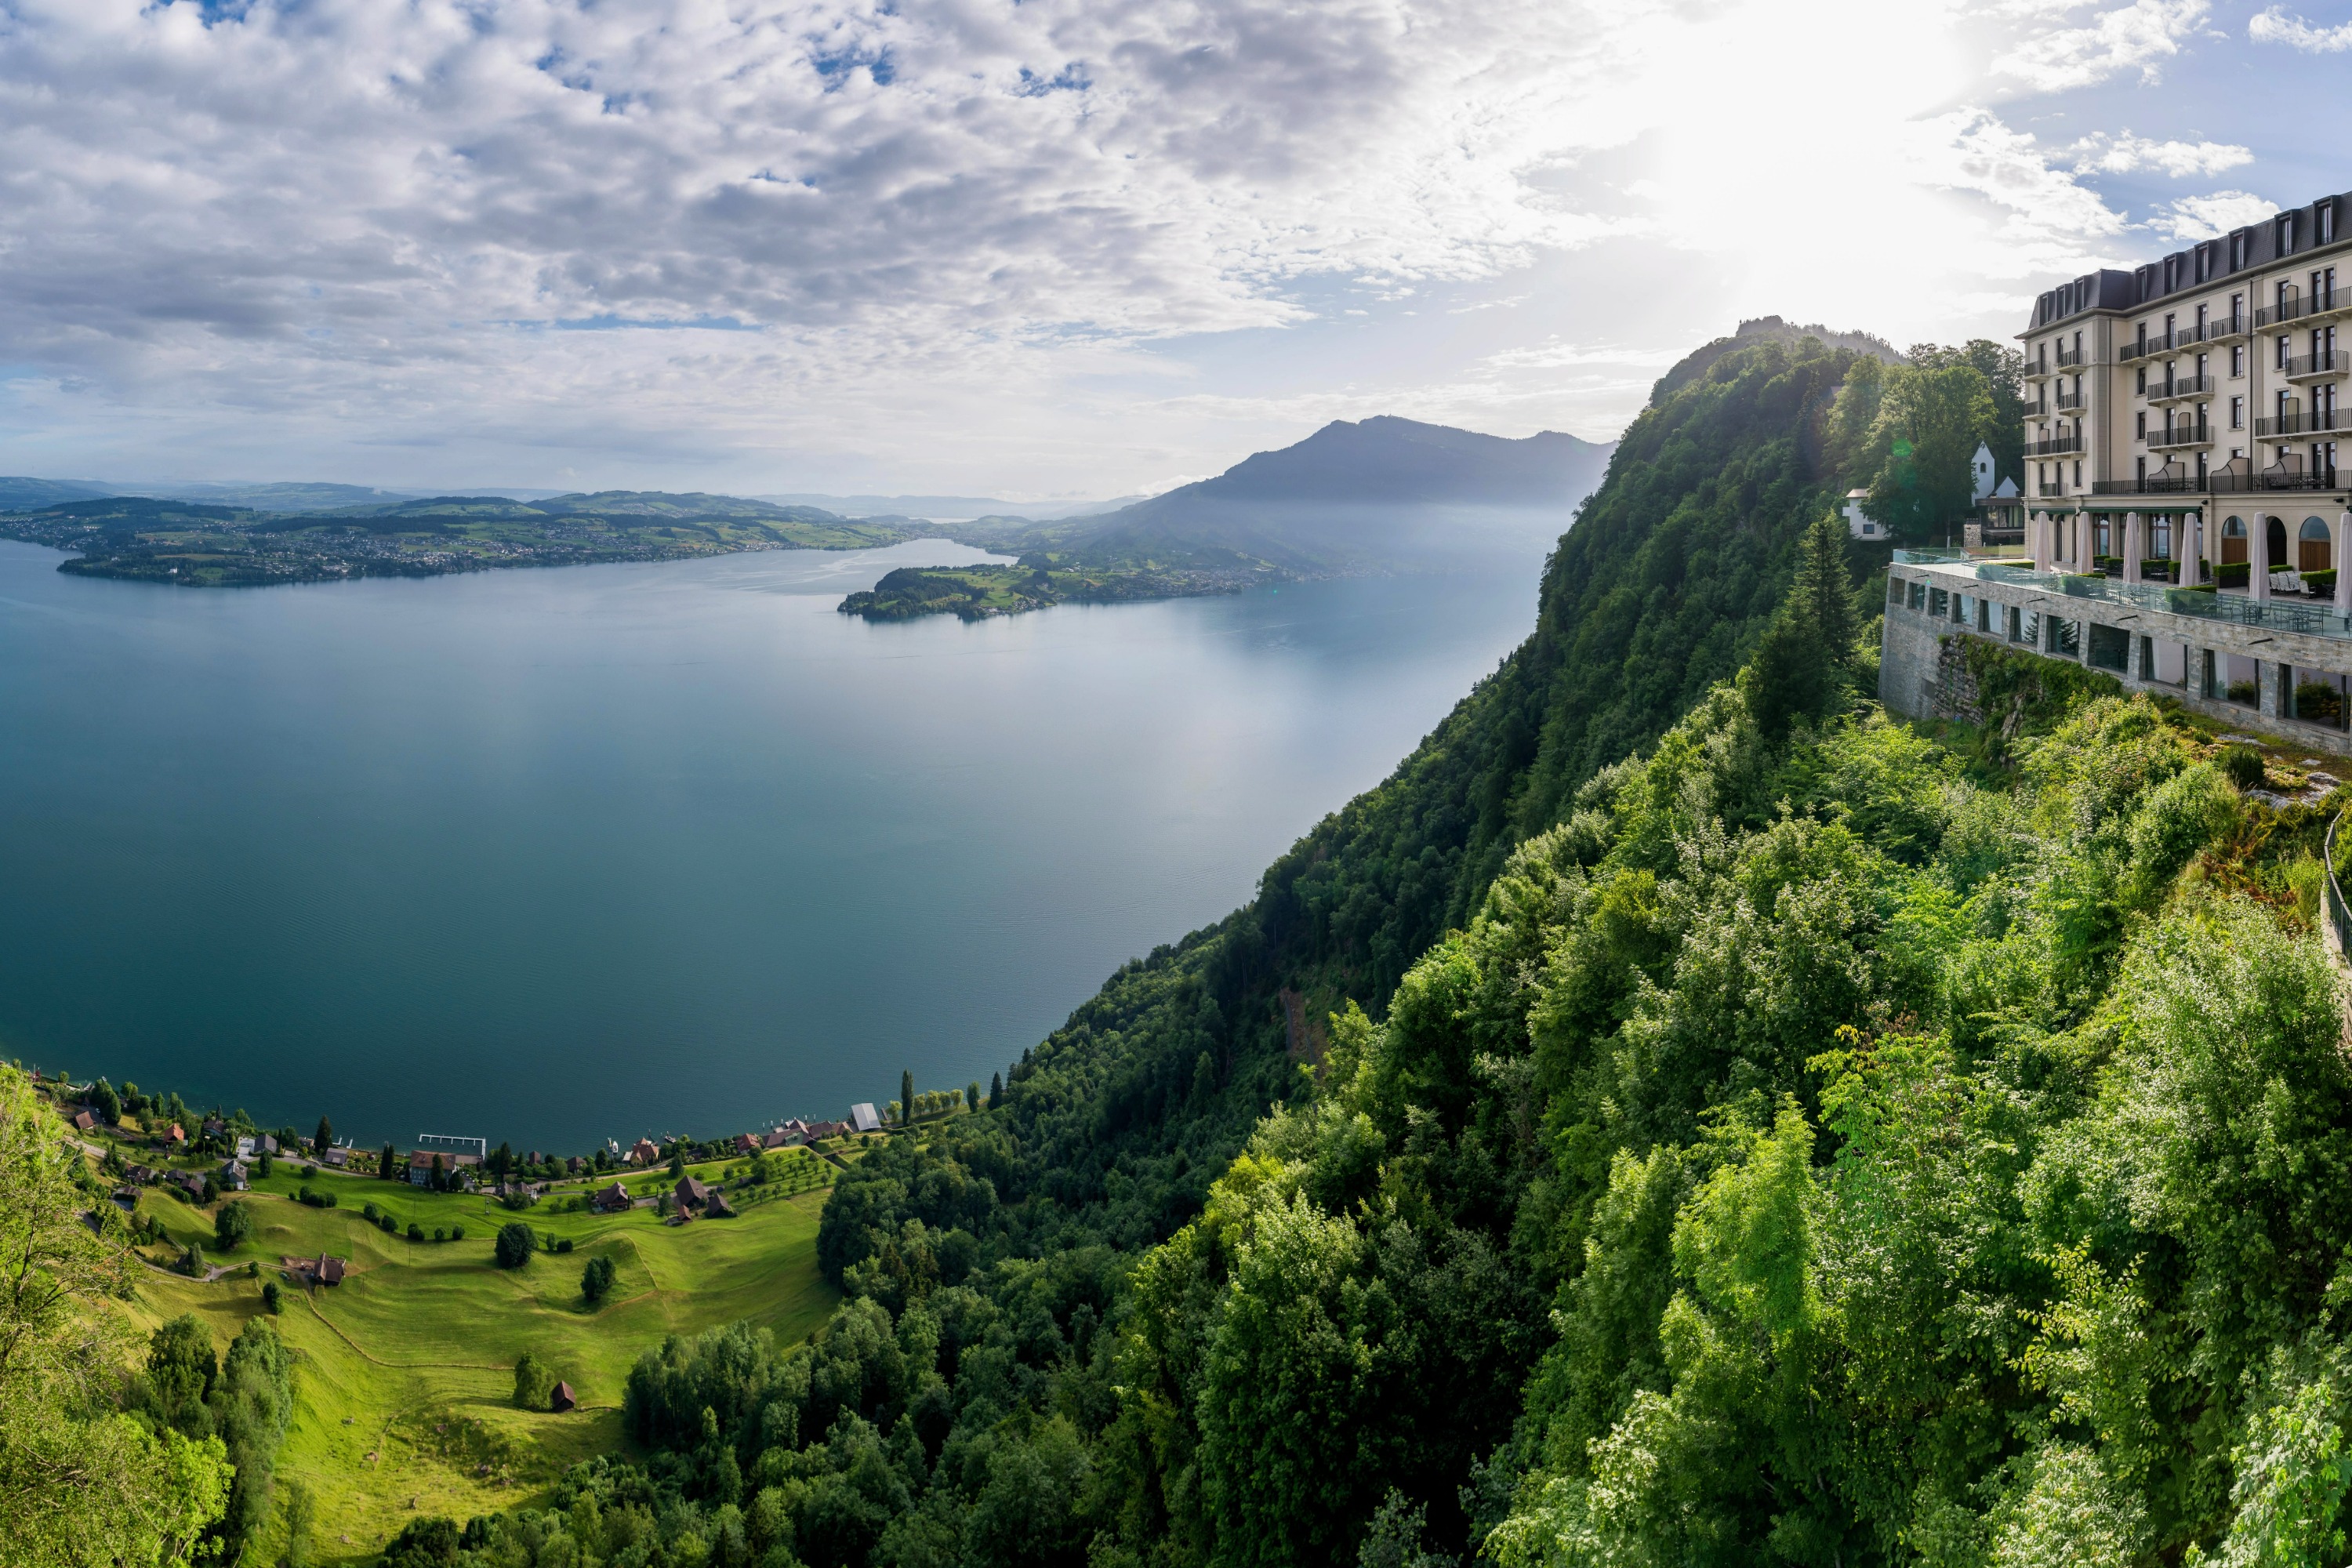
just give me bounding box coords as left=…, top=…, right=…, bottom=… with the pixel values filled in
left=2136, top=366, right=2147, bottom=394
left=2281, top=212, right=2299, bottom=254
left=1977, top=598, right=1992, bottom=633
left=1888, top=577, right=1904, bottom=605
left=2231, top=290, right=2245, bottom=325
left=2073, top=459, right=2082, bottom=487
left=2322, top=202, right=2338, bottom=245
left=2197, top=351, right=2209, bottom=379
left=2232, top=395, right=2245, bottom=429
left=2197, top=247, right=2210, bottom=284
left=2016, top=608, right=2038, bottom=646
left=1907, top=580, right=1926, bottom=611
left=2280, top=335, right=2294, bottom=370
left=1954, top=593, right=1971, bottom=624
left=2052, top=618, right=2081, bottom=657
left=2136, top=410, right=2147, bottom=437
left=2232, top=344, right=2246, bottom=377
left=2232, top=234, right=2249, bottom=271
left=1929, top=587, right=1949, bottom=618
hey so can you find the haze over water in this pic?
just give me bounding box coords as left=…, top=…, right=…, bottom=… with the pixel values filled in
left=0, top=532, right=1549, bottom=1151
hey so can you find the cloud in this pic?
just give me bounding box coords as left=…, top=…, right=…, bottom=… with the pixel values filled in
left=2063, top=132, right=2252, bottom=177
left=2149, top=191, right=2278, bottom=240
left=2248, top=5, right=2352, bottom=50
left=1993, top=0, right=2211, bottom=91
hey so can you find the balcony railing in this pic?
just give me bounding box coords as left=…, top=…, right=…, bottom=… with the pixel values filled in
left=1954, top=561, right=2352, bottom=643
left=2020, top=398, right=2049, bottom=418
left=2056, top=390, right=2087, bottom=412
left=2087, top=464, right=2340, bottom=496
left=2285, top=350, right=2350, bottom=383
left=2147, top=375, right=2214, bottom=405
left=2256, top=288, right=2352, bottom=329
left=2146, top=421, right=2214, bottom=449
left=2120, top=318, right=2247, bottom=362
left=2255, top=408, right=2352, bottom=438
left=2024, top=359, right=2053, bottom=380
left=2024, top=434, right=2084, bottom=458
left=2037, top=480, right=2068, bottom=498
left=2056, top=345, right=2088, bottom=368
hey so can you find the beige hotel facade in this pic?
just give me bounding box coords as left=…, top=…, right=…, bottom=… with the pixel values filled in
left=1881, top=187, right=2352, bottom=752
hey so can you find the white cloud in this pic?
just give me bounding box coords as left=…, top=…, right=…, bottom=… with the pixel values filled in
left=2249, top=5, right=2352, bottom=50
left=2150, top=190, right=2278, bottom=240
left=1993, top=0, right=2210, bottom=91
left=2064, top=131, right=2252, bottom=177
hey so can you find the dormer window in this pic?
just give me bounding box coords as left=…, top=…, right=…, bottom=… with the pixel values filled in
left=2231, top=231, right=2249, bottom=270
left=2281, top=212, right=2299, bottom=254
left=2322, top=201, right=2339, bottom=245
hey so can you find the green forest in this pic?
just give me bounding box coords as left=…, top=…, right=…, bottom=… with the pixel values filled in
left=27, top=332, right=2352, bottom=1566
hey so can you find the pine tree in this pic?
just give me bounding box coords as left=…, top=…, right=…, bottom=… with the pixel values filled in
left=901, top=1070, right=915, bottom=1124
left=379, top=1142, right=397, bottom=1181
left=989, top=1071, right=1003, bottom=1107
left=1789, top=507, right=1858, bottom=663
left=313, top=1116, right=332, bottom=1156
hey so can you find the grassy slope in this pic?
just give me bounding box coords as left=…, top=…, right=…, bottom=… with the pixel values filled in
left=115, top=1160, right=836, bottom=1564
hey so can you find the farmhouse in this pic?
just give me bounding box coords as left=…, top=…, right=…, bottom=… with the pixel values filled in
left=628, top=1138, right=659, bottom=1167
left=550, top=1381, right=577, bottom=1414
left=71, top=1109, right=95, bottom=1132
left=589, top=1184, right=631, bottom=1214
left=220, top=1160, right=249, bottom=1192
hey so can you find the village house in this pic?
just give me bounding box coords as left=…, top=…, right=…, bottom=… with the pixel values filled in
left=550, top=1381, right=577, bottom=1413
left=675, top=1174, right=711, bottom=1212
left=321, top=1147, right=350, bottom=1167
left=589, top=1183, right=631, bottom=1214
left=163, top=1123, right=186, bottom=1147
left=735, top=1133, right=760, bottom=1155
left=71, top=1109, right=96, bottom=1133
left=566, top=1156, right=586, bottom=1174
left=220, top=1159, right=249, bottom=1192
left=761, top=1125, right=801, bottom=1149
left=802, top=1119, right=845, bottom=1142
left=407, top=1149, right=481, bottom=1188
left=628, top=1138, right=659, bottom=1167
left=704, top=1189, right=735, bottom=1218
left=848, top=1103, right=881, bottom=1134
left=289, top=1254, right=346, bottom=1287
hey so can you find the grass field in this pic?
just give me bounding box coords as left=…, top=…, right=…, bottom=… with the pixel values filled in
left=116, top=1159, right=837, bottom=1564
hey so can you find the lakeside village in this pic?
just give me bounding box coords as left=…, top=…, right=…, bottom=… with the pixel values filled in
left=31, top=1064, right=1001, bottom=1278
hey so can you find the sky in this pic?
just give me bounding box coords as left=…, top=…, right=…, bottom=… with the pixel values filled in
left=4, top=0, right=2352, bottom=500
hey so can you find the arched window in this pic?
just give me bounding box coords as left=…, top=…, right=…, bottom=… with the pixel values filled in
left=2223, top=515, right=2247, bottom=564
left=2269, top=516, right=2289, bottom=571
left=2301, top=516, right=2332, bottom=573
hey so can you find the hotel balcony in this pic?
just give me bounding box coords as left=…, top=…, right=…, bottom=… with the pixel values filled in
left=2255, top=408, right=2352, bottom=438
left=2037, top=479, right=2069, bottom=498
left=2024, top=360, right=2053, bottom=382
left=2056, top=344, right=2089, bottom=368
left=2256, top=289, right=2352, bottom=329
left=2119, top=318, right=2245, bottom=363
left=2056, top=390, right=2087, bottom=412
left=2088, top=459, right=2339, bottom=496
left=2024, top=434, right=2084, bottom=459
left=2285, top=350, right=2351, bottom=384
left=2145, top=420, right=2214, bottom=450
left=2020, top=397, right=2049, bottom=418
left=2147, top=375, right=2214, bottom=405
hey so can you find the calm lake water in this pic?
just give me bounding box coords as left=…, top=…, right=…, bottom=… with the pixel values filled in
left=0, top=533, right=1546, bottom=1151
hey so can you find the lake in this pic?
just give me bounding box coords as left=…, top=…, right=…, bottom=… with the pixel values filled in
left=0, top=532, right=1548, bottom=1151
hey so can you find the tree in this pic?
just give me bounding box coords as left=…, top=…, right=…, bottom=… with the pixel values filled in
left=0, top=1065, right=231, bottom=1566
left=89, top=1079, right=122, bottom=1127
left=429, top=1153, right=446, bottom=1192
left=967, top=1081, right=981, bottom=1113
left=492, top=1142, right=512, bottom=1180
left=379, top=1142, right=397, bottom=1181
left=495, top=1223, right=535, bottom=1269
left=902, top=1070, right=916, bottom=1124
left=990, top=1071, right=1003, bottom=1106
left=514, top=1354, right=557, bottom=1410
left=311, top=1117, right=332, bottom=1157
left=1912, top=337, right=2025, bottom=489
left=213, top=1200, right=254, bottom=1253
left=1860, top=360, right=1999, bottom=543
left=667, top=1147, right=684, bottom=1178
left=581, top=1254, right=617, bottom=1307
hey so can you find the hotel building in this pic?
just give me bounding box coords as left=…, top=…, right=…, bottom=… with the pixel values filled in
left=1882, top=187, right=2352, bottom=750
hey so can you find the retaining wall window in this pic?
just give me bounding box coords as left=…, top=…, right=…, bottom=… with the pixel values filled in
left=2050, top=618, right=2081, bottom=658
left=1976, top=598, right=1993, bottom=633
left=1907, top=580, right=1926, bottom=612
left=1929, top=587, right=1949, bottom=618
left=2086, top=623, right=2130, bottom=671
left=1888, top=576, right=1905, bottom=606
left=2016, top=608, right=2039, bottom=646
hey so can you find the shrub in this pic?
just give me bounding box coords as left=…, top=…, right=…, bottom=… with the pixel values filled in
left=379, top=1213, right=397, bottom=1232
left=581, top=1254, right=617, bottom=1306
left=362, top=1201, right=379, bottom=1221
left=513, top=1352, right=556, bottom=1411
left=2227, top=680, right=2259, bottom=705
left=214, top=1199, right=255, bottom=1252
left=556, top=1238, right=573, bottom=1254
left=432, top=1228, right=446, bottom=1243
left=2296, top=681, right=2343, bottom=724
left=451, top=1224, right=465, bottom=1241
left=2218, top=560, right=2251, bottom=586
left=2220, top=745, right=2267, bottom=789
left=2304, top=568, right=2339, bottom=594
left=406, top=1222, right=424, bottom=1243
left=495, top=1222, right=535, bottom=1269
left=261, top=1279, right=282, bottom=1313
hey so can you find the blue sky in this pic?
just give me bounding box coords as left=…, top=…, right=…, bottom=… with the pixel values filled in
left=3, top=0, right=2351, bottom=499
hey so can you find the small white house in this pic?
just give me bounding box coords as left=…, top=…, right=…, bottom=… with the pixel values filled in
left=1971, top=441, right=1997, bottom=503
left=1843, top=488, right=1886, bottom=540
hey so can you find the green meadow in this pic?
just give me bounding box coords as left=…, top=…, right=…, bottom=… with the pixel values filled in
left=116, top=1157, right=837, bottom=1565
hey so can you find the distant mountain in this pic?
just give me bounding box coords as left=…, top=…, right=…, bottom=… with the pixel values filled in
left=1649, top=316, right=1903, bottom=408
left=0, top=477, right=119, bottom=511
left=1060, top=416, right=1617, bottom=574
left=758, top=492, right=1144, bottom=521
left=123, top=481, right=424, bottom=512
